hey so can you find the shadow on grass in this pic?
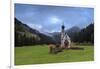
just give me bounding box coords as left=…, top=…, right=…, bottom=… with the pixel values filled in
left=68, top=47, right=84, bottom=50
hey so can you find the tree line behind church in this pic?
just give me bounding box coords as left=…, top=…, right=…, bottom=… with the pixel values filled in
left=15, top=18, right=94, bottom=47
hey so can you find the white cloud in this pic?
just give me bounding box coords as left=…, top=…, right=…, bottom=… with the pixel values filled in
left=49, top=16, right=62, bottom=24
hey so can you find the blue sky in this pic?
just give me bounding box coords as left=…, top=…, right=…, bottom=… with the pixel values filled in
left=15, top=3, right=94, bottom=33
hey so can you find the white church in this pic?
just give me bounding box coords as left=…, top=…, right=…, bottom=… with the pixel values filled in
left=60, top=23, right=71, bottom=49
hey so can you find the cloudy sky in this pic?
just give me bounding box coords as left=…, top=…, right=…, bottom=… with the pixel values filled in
left=15, top=3, right=94, bottom=33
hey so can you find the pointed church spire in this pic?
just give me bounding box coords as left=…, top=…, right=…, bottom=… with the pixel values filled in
left=61, top=21, right=65, bottom=48
left=62, top=22, right=65, bottom=29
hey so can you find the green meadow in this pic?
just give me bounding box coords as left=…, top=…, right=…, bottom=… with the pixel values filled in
left=15, top=44, right=94, bottom=65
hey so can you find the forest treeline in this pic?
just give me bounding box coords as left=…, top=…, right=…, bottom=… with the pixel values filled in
left=15, top=18, right=94, bottom=47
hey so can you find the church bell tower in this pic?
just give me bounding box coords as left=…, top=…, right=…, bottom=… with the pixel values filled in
left=61, top=22, right=65, bottom=48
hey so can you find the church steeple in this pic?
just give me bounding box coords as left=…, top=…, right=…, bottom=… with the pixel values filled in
left=62, top=22, right=65, bottom=29
left=61, top=22, right=65, bottom=48
left=61, top=22, right=71, bottom=49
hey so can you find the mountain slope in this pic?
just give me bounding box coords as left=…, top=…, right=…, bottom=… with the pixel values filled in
left=15, top=18, right=55, bottom=46
left=66, top=26, right=80, bottom=33
left=50, top=26, right=81, bottom=43
left=50, top=24, right=94, bottom=43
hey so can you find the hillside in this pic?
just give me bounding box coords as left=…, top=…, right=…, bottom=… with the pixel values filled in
left=15, top=18, right=55, bottom=46
left=15, top=17, right=94, bottom=46
left=50, top=26, right=81, bottom=43
left=75, top=23, right=94, bottom=43
left=51, top=24, right=94, bottom=43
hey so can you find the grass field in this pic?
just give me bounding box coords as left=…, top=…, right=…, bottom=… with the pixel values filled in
left=15, top=44, right=94, bottom=65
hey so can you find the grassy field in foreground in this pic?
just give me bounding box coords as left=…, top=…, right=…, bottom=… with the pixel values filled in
left=15, top=44, right=94, bottom=65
